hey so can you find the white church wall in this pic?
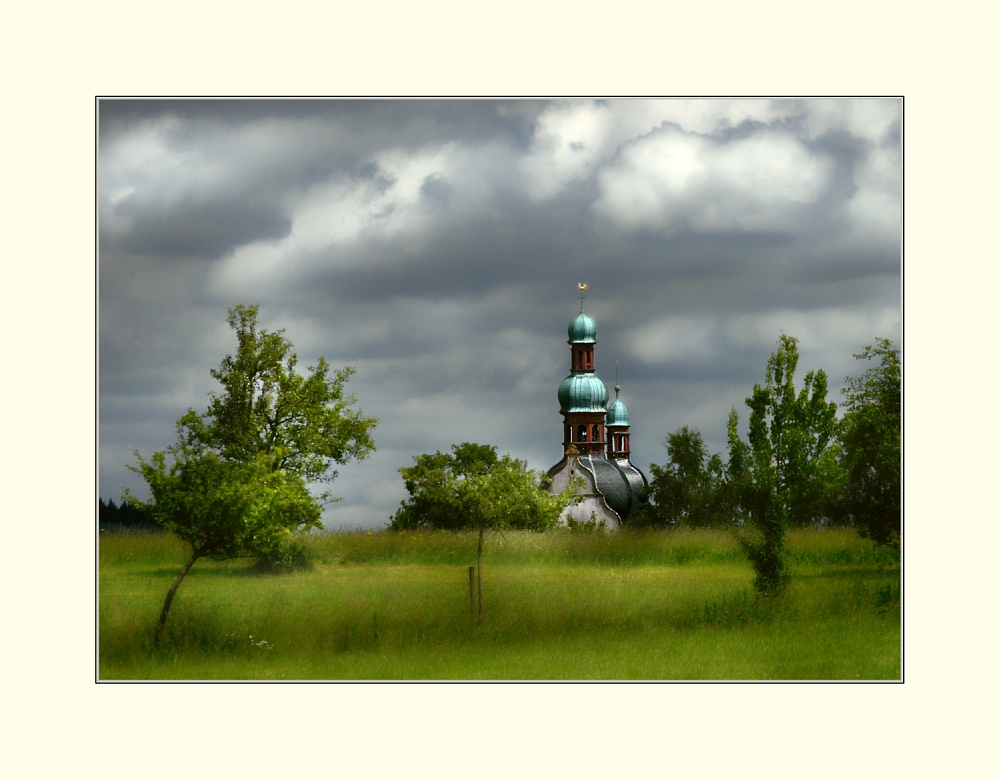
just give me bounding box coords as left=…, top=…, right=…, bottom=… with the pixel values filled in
left=549, top=455, right=622, bottom=530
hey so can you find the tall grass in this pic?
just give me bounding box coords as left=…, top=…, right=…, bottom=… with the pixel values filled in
left=297, top=527, right=899, bottom=567
left=99, top=527, right=900, bottom=680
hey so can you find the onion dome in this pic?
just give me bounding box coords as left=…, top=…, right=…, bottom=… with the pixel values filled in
left=568, top=308, right=597, bottom=344
left=558, top=373, right=609, bottom=413
left=606, top=383, right=629, bottom=427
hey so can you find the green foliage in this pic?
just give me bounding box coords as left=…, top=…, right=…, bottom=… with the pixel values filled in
left=252, top=537, right=313, bottom=574
left=838, top=339, right=901, bottom=548
left=644, top=426, right=731, bottom=528
left=127, top=446, right=322, bottom=563
left=176, top=304, right=377, bottom=489
left=125, top=304, right=376, bottom=636
left=727, top=334, right=838, bottom=592
left=565, top=511, right=607, bottom=533
left=130, top=303, right=377, bottom=545
left=391, top=443, right=573, bottom=532
left=391, top=443, right=498, bottom=530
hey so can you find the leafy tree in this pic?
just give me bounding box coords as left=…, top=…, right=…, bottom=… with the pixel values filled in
left=726, top=334, right=838, bottom=592
left=391, top=443, right=571, bottom=534
left=127, top=445, right=321, bottom=640
left=644, top=426, right=730, bottom=528
left=126, top=304, right=377, bottom=640
left=391, top=442, right=577, bottom=622
left=177, top=304, right=377, bottom=488
left=391, top=443, right=501, bottom=531
left=839, top=338, right=901, bottom=548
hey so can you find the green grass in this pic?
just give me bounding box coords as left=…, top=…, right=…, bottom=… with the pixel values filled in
left=98, top=528, right=900, bottom=680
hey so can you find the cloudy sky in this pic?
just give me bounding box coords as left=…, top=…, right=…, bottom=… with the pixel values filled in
left=98, top=98, right=901, bottom=529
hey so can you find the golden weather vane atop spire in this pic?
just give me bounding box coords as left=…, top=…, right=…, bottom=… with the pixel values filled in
left=578, top=282, right=588, bottom=309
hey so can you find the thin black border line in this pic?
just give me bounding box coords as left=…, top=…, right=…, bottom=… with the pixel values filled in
left=95, top=94, right=904, bottom=99
left=900, top=95, right=905, bottom=684
left=95, top=96, right=100, bottom=684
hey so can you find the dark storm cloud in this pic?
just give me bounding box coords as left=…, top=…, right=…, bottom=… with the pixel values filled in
left=265, top=120, right=889, bottom=316
left=100, top=99, right=543, bottom=148
left=99, top=99, right=901, bottom=527
left=107, top=195, right=292, bottom=259
left=99, top=100, right=546, bottom=261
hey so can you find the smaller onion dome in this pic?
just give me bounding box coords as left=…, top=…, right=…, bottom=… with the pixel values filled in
left=558, top=373, right=609, bottom=413
left=568, top=308, right=597, bottom=344
left=606, top=383, right=629, bottom=427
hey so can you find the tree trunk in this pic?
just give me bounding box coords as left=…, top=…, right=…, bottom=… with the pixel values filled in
left=477, top=525, right=484, bottom=625
left=469, top=566, right=475, bottom=620
left=155, top=550, right=200, bottom=644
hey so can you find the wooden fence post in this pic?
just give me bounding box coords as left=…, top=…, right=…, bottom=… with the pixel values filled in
left=468, top=566, right=475, bottom=620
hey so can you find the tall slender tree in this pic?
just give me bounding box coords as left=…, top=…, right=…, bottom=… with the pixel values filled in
left=727, top=334, right=838, bottom=592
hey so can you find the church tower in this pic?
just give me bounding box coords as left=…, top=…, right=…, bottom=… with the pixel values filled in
left=606, top=382, right=632, bottom=461
left=557, top=299, right=608, bottom=455
left=547, top=287, right=648, bottom=529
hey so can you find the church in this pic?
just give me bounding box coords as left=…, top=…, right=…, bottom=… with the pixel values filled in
left=547, top=291, right=648, bottom=529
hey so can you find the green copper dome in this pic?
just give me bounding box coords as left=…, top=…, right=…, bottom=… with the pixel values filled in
left=606, top=383, right=629, bottom=426
left=558, top=373, right=609, bottom=413
left=606, top=400, right=629, bottom=426
left=568, top=309, right=597, bottom=344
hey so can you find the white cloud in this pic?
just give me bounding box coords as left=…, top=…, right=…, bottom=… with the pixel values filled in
left=593, top=124, right=832, bottom=234
left=802, top=98, right=901, bottom=142
left=627, top=99, right=780, bottom=136
left=519, top=99, right=901, bottom=239
left=519, top=101, right=612, bottom=200
left=844, top=142, right=903, bottom=244
left=518, top=99, right=794, bottom=204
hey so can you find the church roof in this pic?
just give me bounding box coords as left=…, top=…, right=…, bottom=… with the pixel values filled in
left=568, top=309, right=597, bottom=344
left=606, top=383, right=629, bottom=427
left=547, top=452, right=648, bottom=520
left=558, top=373, right=608, bottom=413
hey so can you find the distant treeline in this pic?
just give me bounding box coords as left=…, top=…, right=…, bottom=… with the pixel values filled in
left=98, top=498, right=156, bottom=529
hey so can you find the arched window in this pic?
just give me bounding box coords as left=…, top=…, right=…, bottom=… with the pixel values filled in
left=566, top=425, right=573, bottom=442
left=578, top=424, right=588, bottom=442
left=592, top=424, right=600, bottom=441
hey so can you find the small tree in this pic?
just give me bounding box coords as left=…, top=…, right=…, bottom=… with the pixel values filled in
left=644, top=426, right=729, bottom=528
left=126, top=304, right=377, bottom=639
left=127, top=445, right=321, bottom=641
left=839, top=339, right=901, bottom=548
left=391, top=443, right=577, bottom=622
left=391, top=443, right=500, bottom=531
left=727, top=334, right=838, bottom=593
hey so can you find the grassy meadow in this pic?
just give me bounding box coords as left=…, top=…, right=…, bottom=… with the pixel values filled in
left=99, top=528, right=901, bottom=680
